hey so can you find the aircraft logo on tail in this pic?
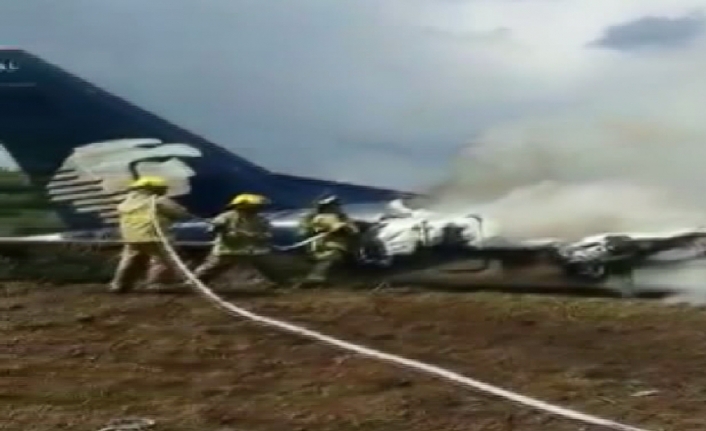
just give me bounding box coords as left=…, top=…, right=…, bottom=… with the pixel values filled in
left=0, top=60, right=19, bottom=72
left=46, top=138, right=202, bottom=222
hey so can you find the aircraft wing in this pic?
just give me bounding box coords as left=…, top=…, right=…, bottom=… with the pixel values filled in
left=552, top=228, right=706, bottom=266
left=370, top=208, right=706, bottom=270
left=576, top=228, right=706, bottom=245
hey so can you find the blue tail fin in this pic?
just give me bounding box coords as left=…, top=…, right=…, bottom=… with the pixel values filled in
left=0, top=49, right=407, bottom=230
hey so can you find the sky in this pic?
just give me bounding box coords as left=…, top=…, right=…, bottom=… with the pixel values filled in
left=0, top=0, right=704, bottom=191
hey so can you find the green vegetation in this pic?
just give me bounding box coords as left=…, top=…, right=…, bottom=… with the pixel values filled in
left=0, top=169, right=65, bottom=235
left=0, top=169, right=116, bottom=282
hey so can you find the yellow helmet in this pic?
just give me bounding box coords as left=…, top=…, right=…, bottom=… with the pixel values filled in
left=229, top=193, right=269, bottom=207
left=130, top=176, right=168, bottom=189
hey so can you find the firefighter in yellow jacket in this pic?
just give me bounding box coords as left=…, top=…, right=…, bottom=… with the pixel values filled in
left=193, top=193, right=275, bottom=285
left=298, top=195, right=359, bottom=286
left=109, top=176, right=194, bottom=293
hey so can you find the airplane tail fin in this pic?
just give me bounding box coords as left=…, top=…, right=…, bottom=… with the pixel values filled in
left=0, top=49, right=408, bottom=231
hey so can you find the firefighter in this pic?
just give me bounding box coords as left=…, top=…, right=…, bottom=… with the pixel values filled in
left=192, top=193, right=276, bottom=286
left=109, top=176, right=194, bottom=293
left=298, top=195, right=359, bottom=286
left=297, top=195, right=349, bottom=237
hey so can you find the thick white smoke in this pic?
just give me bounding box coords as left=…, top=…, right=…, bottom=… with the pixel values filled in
left=425, top=114, right=706, bottom=302
left=429, top=115, right=706, bottom=241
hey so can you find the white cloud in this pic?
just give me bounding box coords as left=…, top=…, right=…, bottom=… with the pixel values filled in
left=0, top=0, right=704, bottom=196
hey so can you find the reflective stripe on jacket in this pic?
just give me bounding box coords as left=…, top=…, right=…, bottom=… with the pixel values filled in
left=211, top=210, right=272, bottom=255
left=309, top=212, right=359, bottom=253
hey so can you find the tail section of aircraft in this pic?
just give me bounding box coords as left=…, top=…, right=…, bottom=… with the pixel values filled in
left=0, top=49, right=408, bottom=230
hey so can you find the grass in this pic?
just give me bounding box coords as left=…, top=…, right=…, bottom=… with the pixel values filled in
left=2, top=283, right=706, bottom=430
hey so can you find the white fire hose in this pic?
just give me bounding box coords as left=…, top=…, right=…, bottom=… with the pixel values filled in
left=147, top=198, right=655, bottom=431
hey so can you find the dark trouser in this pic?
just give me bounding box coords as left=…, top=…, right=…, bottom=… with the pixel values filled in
left=193, top=253, right=280, bottom=286
left=110, top=242, right=174, bottom=292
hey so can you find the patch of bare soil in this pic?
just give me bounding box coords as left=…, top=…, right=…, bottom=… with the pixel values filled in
left=2, top=282, right=705, bottom=431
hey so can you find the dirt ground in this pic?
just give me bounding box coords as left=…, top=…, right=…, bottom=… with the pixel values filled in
left=2, top=281, right=706, bottom=431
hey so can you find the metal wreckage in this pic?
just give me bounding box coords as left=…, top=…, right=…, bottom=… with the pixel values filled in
left=0, top=48, right=704, bottom=293
left=2, top=198, right=706, bottom=296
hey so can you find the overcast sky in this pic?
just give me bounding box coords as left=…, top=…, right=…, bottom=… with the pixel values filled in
left=0, top=0, right=704, bottom=190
